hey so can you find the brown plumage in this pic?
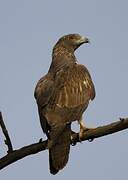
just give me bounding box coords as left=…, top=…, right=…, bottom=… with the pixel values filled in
left=34, top=34, right=95, bottom=174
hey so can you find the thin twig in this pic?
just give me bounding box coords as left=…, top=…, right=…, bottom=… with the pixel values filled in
left=0, top=112, right=13, bottom=153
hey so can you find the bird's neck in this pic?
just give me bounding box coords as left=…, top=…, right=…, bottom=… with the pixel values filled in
left=52, top=43, right=75, bottom=58
left=49, top=45, right=77, bottom=74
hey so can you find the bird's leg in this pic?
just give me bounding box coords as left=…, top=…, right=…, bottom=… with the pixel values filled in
left=78, top=118, right=88, bottom=141
left=78, top=117, right=94, bottom=141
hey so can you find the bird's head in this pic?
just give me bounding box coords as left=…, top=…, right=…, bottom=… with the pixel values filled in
left=56, top=34, right=90, bottom=51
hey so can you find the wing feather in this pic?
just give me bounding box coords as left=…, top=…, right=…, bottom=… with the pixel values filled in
left=55, top=63, right=95, bottom=108
left=34, top=74, right=54, bottom=107
left=34, top=73, right=54, bottom=133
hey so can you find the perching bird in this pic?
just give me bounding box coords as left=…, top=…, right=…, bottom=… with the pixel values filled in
left=34, top=34, right=95, bottom=174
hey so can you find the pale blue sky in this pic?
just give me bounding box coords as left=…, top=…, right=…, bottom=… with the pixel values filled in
left=0, top=0, right=128, bottom=179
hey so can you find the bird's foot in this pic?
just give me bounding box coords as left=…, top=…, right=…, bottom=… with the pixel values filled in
left=79, top=127, right=95, bottom=142
left=79, top=127, right=88, bottom=141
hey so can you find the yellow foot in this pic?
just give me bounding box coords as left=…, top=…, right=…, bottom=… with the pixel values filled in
left=79, top=127, right=95, bottom=141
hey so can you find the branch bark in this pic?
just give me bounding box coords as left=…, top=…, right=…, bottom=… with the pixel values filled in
left=0, top=115, right=128, bottom=170
left=0, top=112, right=13, bottom=153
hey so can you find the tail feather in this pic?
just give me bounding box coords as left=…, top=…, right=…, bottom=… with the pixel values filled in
left=49, top=124, right=71, bottom=175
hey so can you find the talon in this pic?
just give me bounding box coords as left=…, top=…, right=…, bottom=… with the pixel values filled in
left=71, top=141, right=77, bottom=146
left=79, top=134, right=83, bottom=142
left=81, top=127, right=90, bottom=131
left=79, top=126, right=96, bottom=141
left=39, top=138, right=43, bottom=143
left=88, top=138, right=94, bottom=142
left=78, top=116, right=96, bottom=141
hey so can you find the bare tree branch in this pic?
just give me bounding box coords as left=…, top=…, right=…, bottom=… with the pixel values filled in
left=0, top=112, right=13, bottom=153
left=71, top=118, right=128, bottom=144
left=0, top=140, right=48, bottom=170
left=0, top=114, right=128, bottom=170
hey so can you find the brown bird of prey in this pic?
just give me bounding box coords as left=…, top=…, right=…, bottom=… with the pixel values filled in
left=34, top=34, right=95, bottom=174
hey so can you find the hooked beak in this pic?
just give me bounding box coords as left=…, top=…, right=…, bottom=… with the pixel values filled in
left=80, top=36, right=90, bottom=44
